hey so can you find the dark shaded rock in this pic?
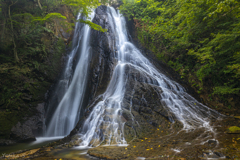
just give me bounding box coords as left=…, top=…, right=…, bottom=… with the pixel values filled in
left=0, top=139, right=15, bottom=146
left=207, top=139, right=218, bottom=147
left=10, top=103, right=45, bottom=142
left=214, top=152, right=225, bottom=157
left=200, top=151, right=225, bottom=159
left=11, top=122, right=36, bottom=142
left=95, top=5, right=108, bottom=15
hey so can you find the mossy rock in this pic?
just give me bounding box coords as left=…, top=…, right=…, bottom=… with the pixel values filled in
left=227, top=126, right=240, bottom=134
left=234, top=116, right=240, bottom=119
left=0, top=111, right=19, bottom=139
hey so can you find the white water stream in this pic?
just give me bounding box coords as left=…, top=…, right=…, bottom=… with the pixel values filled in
left=46, top=11, right=95, bottom=137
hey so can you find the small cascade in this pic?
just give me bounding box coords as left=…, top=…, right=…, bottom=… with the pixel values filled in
left=78, top=7, right=221, bottom=146
left=45, top=11, right=95, bottom=137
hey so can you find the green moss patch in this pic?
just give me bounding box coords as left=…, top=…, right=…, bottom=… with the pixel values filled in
left=0, top=111, right=19, bottom=139
left=227, top=126, right=240, bottom=134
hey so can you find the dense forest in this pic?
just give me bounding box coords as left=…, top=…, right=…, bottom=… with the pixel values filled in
left=120, top=0, right=240, bottom=113
left=0, top=0, right=106, bottom=140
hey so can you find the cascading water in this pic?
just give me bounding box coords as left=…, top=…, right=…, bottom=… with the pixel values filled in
left=77, top=7, right=221, bottom=147
left=45, top=11, right=95, bottom=137
left=45, top=5, right=221, bottom=149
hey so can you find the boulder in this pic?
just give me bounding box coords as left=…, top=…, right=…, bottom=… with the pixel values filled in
left=7, top=103, right=45, bottom=144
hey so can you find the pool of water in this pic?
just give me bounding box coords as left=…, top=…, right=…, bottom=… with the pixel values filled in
left=50, top=147, right=98, bottom=160
left=0, top=136, right=64, bottom=156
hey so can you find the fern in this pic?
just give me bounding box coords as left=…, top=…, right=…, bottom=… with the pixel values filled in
left=213, top=86, right=240, bottom=95
left=79, top=19, right=107, bottom=32
left=32, top=13, right=66, bottom=22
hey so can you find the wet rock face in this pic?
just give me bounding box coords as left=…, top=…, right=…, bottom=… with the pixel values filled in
left=121, top=65, right=182, bottom=141
left=72, top=6, right=181, bottom=143
left=67, top=6, right=117, bottom=136
left=85, top=5, right=116, bottom=102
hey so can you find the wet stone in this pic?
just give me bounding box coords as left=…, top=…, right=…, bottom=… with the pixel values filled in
left=207, top=139, right=218, bottom=147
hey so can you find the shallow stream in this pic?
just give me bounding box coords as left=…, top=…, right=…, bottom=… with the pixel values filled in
left=0, top=137, right=63, bottom=155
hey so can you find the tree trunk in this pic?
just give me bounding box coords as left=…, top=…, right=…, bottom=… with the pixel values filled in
left=9, top=0, right=19, bottom=63
left=37, top=0, right=42, bottom=10
left=1, top=19, right=5, bottom=42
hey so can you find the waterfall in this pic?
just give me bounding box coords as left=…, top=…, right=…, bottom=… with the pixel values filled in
left=45, top=11, right=95, bottom=137
left=77, top=7, right=220, bottom=146
left=45, top=6, right=221, bottom=147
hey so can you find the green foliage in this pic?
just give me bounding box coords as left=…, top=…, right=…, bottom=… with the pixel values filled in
left=61, top=0, right=108, bottom=31
left=33, top=13, right=67, bottom=22
left=120, top=0, right=240, bottom=96
left=63, top=0, right=100, bottom=17
left=79, top=19, right=107, bottom=32
left=213, top=86, right=240, bottom=95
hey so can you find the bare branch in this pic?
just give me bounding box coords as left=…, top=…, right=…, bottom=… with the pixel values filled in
left=37, top=0, right=43, bottom=10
